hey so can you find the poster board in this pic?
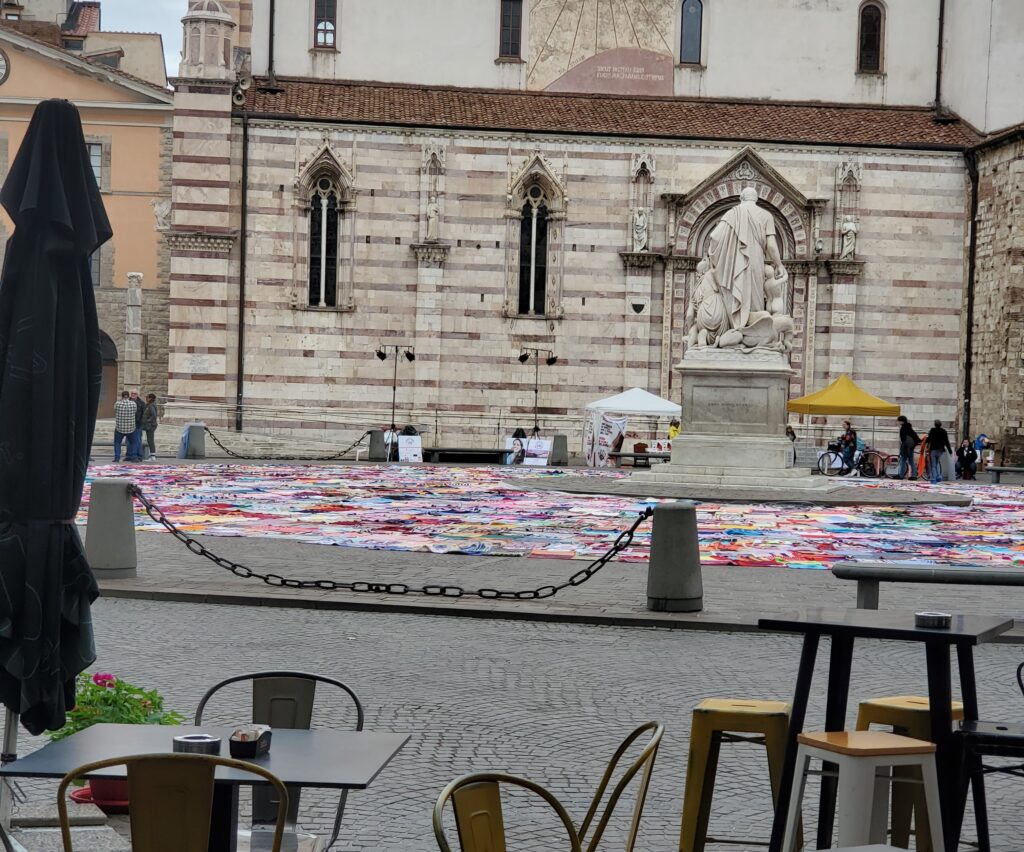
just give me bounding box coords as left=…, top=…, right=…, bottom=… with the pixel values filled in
left=398, top=435, right=423, bottom=463
left=585, top=413, right=629, bottom=467
left=504, top=437, right=552, bottom=466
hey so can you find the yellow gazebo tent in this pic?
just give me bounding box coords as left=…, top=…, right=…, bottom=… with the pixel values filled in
left=788, top=374, right=900, bottom=417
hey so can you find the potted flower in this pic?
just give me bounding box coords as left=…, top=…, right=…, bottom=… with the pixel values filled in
left=49, top=672, right=184, bottom=813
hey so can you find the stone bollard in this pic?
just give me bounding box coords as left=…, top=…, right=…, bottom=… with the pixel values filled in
left=368, top=429, right=387, bottom=461
left=646, top=501, right=703, bottom=612
left=549, top=434, right=569, bottom=466
left=186, top=424, right=206, bottom=459
left=84, top=478, right=138, bottom=579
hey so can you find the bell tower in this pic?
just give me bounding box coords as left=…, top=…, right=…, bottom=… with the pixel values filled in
left=178, top=0, right=237, bottom=81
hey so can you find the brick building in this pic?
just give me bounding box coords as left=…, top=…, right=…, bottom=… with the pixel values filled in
left=165, top=0, right=1024, bottom=454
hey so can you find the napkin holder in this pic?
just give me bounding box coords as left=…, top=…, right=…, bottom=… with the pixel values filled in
left=229, top=725, right=272, bottom=759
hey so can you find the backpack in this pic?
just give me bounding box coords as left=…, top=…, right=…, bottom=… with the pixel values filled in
left=911, top=429, right=921, bottom=447
left=855, top=436, right=866, bottom=451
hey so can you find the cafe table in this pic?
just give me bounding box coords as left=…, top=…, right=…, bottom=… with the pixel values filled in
left=759, top=608, right=1012, bottom=852
left=0, top=723, right=409, bottom=852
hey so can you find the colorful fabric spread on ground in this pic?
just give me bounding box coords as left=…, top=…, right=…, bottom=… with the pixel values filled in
left=82, top=465, right=1024, bottom=570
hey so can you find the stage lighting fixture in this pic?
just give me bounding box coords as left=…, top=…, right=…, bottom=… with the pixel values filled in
left=518, top=352, right=530, bottom=363
left=375, top=349, right=387, bottom=361
left=546, top=355, right=558, bottom=366
left=405, top=350, right=416, bottom=362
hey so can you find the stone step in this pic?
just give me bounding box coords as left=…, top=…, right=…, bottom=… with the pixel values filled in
left=12, top=801, right=106, bottom=827
left=8, top=825, right=129, bottom=851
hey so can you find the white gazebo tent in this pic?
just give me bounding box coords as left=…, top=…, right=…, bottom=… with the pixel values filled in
left=583, top=388, right=681, bottom=466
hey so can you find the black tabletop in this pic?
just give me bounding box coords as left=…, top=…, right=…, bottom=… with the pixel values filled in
left=0, top=724, right=410, bottom=789
left=758, top=608, right=1013, bottom=645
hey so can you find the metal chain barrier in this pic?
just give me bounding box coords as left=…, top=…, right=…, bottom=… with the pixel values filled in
left=204, top=427, right=370, bottom=462
left=128, top=485, right=653, bottom=600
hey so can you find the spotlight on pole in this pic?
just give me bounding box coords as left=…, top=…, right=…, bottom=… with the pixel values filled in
left=518, top=352, right=530, bottom=363
left=404, top=350, right=415, bottom=362
left=546, top=355, right=558, bottom=366
left=375, top=349, right=387, bottom=361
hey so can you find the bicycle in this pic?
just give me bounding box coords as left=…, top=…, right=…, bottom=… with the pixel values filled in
left=817, top=441, right=895, bottom=478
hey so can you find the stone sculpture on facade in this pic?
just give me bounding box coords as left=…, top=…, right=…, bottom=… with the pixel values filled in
left=839, top=214, right=858, bottom=259
left=631, top=207, right=649, bottom=252
left=151, top=198, right=171, bottom=231
left=425, top=194, right=440, bottom=242
left=684, top=187, right=794, bottom=354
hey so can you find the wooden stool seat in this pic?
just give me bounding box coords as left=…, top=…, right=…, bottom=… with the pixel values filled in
left=856, top=694, right=963, bottom=852
left=798, top=731, right=936, bottom=757
left=679, top=698, right=795, bottom=852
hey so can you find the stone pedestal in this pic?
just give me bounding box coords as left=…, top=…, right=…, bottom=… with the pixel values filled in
left=643, top=349, right=827, bottom=489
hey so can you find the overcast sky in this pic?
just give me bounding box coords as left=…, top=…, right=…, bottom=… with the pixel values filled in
left=102, top=0, right=184, bottom=76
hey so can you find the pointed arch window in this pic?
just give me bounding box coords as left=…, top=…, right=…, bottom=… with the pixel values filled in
left=518, top=183, right=548, bottom=316
left=680, top=0, right=702, bottom=65
left=500, top=0, right=523, bottom=58
left=309, top=175, right=340, bottom=307
left=858, top=2, right=883, bottom=73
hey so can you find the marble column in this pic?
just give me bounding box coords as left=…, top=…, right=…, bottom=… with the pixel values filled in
left=824, top=259, right=864, bottom=380
left=620, top=251, right=663, bottom=391
left=124, top=272, right=143, bottom=391
left=410, top=243, right=449, bottom=440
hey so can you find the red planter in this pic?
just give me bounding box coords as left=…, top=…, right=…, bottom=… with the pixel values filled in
left=70, top=778, right=130, bottom=815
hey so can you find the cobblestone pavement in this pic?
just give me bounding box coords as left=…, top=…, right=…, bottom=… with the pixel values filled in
left=96, top=530, right=1024, bottom=640
left=13, top=598, right=1024, bottom=851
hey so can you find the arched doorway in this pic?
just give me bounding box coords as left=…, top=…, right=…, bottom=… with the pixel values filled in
left=98, top=332, right=118, bottom=418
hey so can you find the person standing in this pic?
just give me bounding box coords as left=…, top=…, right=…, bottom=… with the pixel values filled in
left=127, top=390, right=145, bottom=461
left=956, top=439, right=978, bottom=480
left=896, top=415, right=919, bottom=480
left=668, top=418, right=680, bottom=440
left=927, top=419, right=953, bottom=483
left=785, top=425, right=797, bottom=464
left=839, top=420, right=857, bottom=470
left=113, top=391, right=136, bottom=462
left=142, top=393, right=159, bottom=461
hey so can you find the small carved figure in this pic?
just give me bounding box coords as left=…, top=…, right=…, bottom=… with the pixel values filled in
left=151, top=198, right=171, bottom=231
left=632, top=208, right=649, bottom=253
left=425, top=195, right=440, bottom=243
left=685, top=258, right=729, bottom=348
left=839, top=214, right=858, bottom=259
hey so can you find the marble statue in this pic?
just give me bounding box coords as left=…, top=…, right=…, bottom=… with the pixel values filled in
left=684, top=188, right=794, bottom=354
left=151, top=198, right=171, bottom=231
left=425, top=195, right=440, bottom=242
left=632, top=207, right=649, bottom=253
left=839, top=214, right=858, bottom=259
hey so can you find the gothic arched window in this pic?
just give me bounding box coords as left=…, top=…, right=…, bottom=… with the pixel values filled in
left=518, top=183, right=548, bottom=316
left=314, top=0, right=337, bottom=48
left=500, top=0, right=523, bottom=58
left=309, top=175, right=340, bottom=307
left=680, top=0, right=702, bottom=65
left=858, top=2, right=883, bottom=73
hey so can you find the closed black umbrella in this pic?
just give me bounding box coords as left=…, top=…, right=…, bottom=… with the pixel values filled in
left=0, top=100, right=111, bottom=735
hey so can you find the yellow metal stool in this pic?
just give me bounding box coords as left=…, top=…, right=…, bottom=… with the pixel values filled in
left=679, top=698, right=796, bottom=852
left=856, top=695, right=965, bottom=852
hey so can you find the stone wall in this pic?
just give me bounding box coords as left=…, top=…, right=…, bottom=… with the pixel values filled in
left=969, top=136, right=1024, bottom=463
left=165, top=106, right=970, bottom=450
left=95, top=285, right=170, bottom=401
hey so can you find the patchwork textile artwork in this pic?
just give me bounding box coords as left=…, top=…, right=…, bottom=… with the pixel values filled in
left=81, top=464, right=1024, bottom=570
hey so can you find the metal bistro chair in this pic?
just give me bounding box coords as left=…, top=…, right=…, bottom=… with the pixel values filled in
left=195, top=671, right=364, bottom=851
left=433, top=722, right=664, bottom=852
left=955, top=661, right=1024, bottom=852
left=57, top=753, right=288, bottom=852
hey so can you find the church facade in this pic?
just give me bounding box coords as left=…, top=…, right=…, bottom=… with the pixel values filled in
left=166, top=0, right=1024, bottom=457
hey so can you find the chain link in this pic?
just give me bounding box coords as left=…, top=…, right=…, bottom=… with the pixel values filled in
left=128, top=485, right=652, bottom=600
left=203, top=427, right=370, bottom=462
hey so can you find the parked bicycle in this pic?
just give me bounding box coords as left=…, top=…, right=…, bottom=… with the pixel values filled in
left=818, top=440, right=897, bottom=478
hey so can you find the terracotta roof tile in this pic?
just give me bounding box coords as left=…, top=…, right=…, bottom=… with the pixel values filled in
left=240, top=77, right=980, bottom=150
left=62, top=1, right=101, bottom=37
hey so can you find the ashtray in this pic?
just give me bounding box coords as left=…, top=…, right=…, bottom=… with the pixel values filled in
left=229, top=725, right=272, bottom=759
left=915, top=611, right=952, bottom=629
left=172, top=734, right=221, bottom=755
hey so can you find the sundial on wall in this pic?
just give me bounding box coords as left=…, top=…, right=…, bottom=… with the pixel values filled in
left=527, top=0, right=676, bottom=95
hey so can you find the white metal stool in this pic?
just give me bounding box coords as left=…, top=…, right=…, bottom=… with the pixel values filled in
left=780, top=732, right=944, bottom=852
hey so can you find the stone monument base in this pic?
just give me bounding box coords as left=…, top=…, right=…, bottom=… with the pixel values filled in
left=639, top=349, right=828, bottom=491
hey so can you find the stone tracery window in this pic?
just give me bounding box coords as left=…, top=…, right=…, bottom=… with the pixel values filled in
left=308, top=174, right=340, bottom=307
left=314, top=0, right=337, bottom=48
left=500, top=0, right=523, bottom=58
left=858, top=2, right=883, bottom=73
left=680, top=0, right=702, bottom=65
left=518, top=183, right=549, bottom=316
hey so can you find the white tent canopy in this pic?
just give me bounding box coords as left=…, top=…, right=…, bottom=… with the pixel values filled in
left=584, top=387, right=681, bottom=416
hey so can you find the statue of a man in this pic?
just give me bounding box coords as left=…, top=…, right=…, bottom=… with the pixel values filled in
left=632, top=208, right=648, bottom=253
left=706, top=187, right=785, bottom=332
left=839, top=214, right=858, bottom=259
left=425, top=195, right=440, bottom=242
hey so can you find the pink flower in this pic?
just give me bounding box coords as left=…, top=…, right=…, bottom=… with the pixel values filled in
left=91, top=673, right=116, bottom=688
